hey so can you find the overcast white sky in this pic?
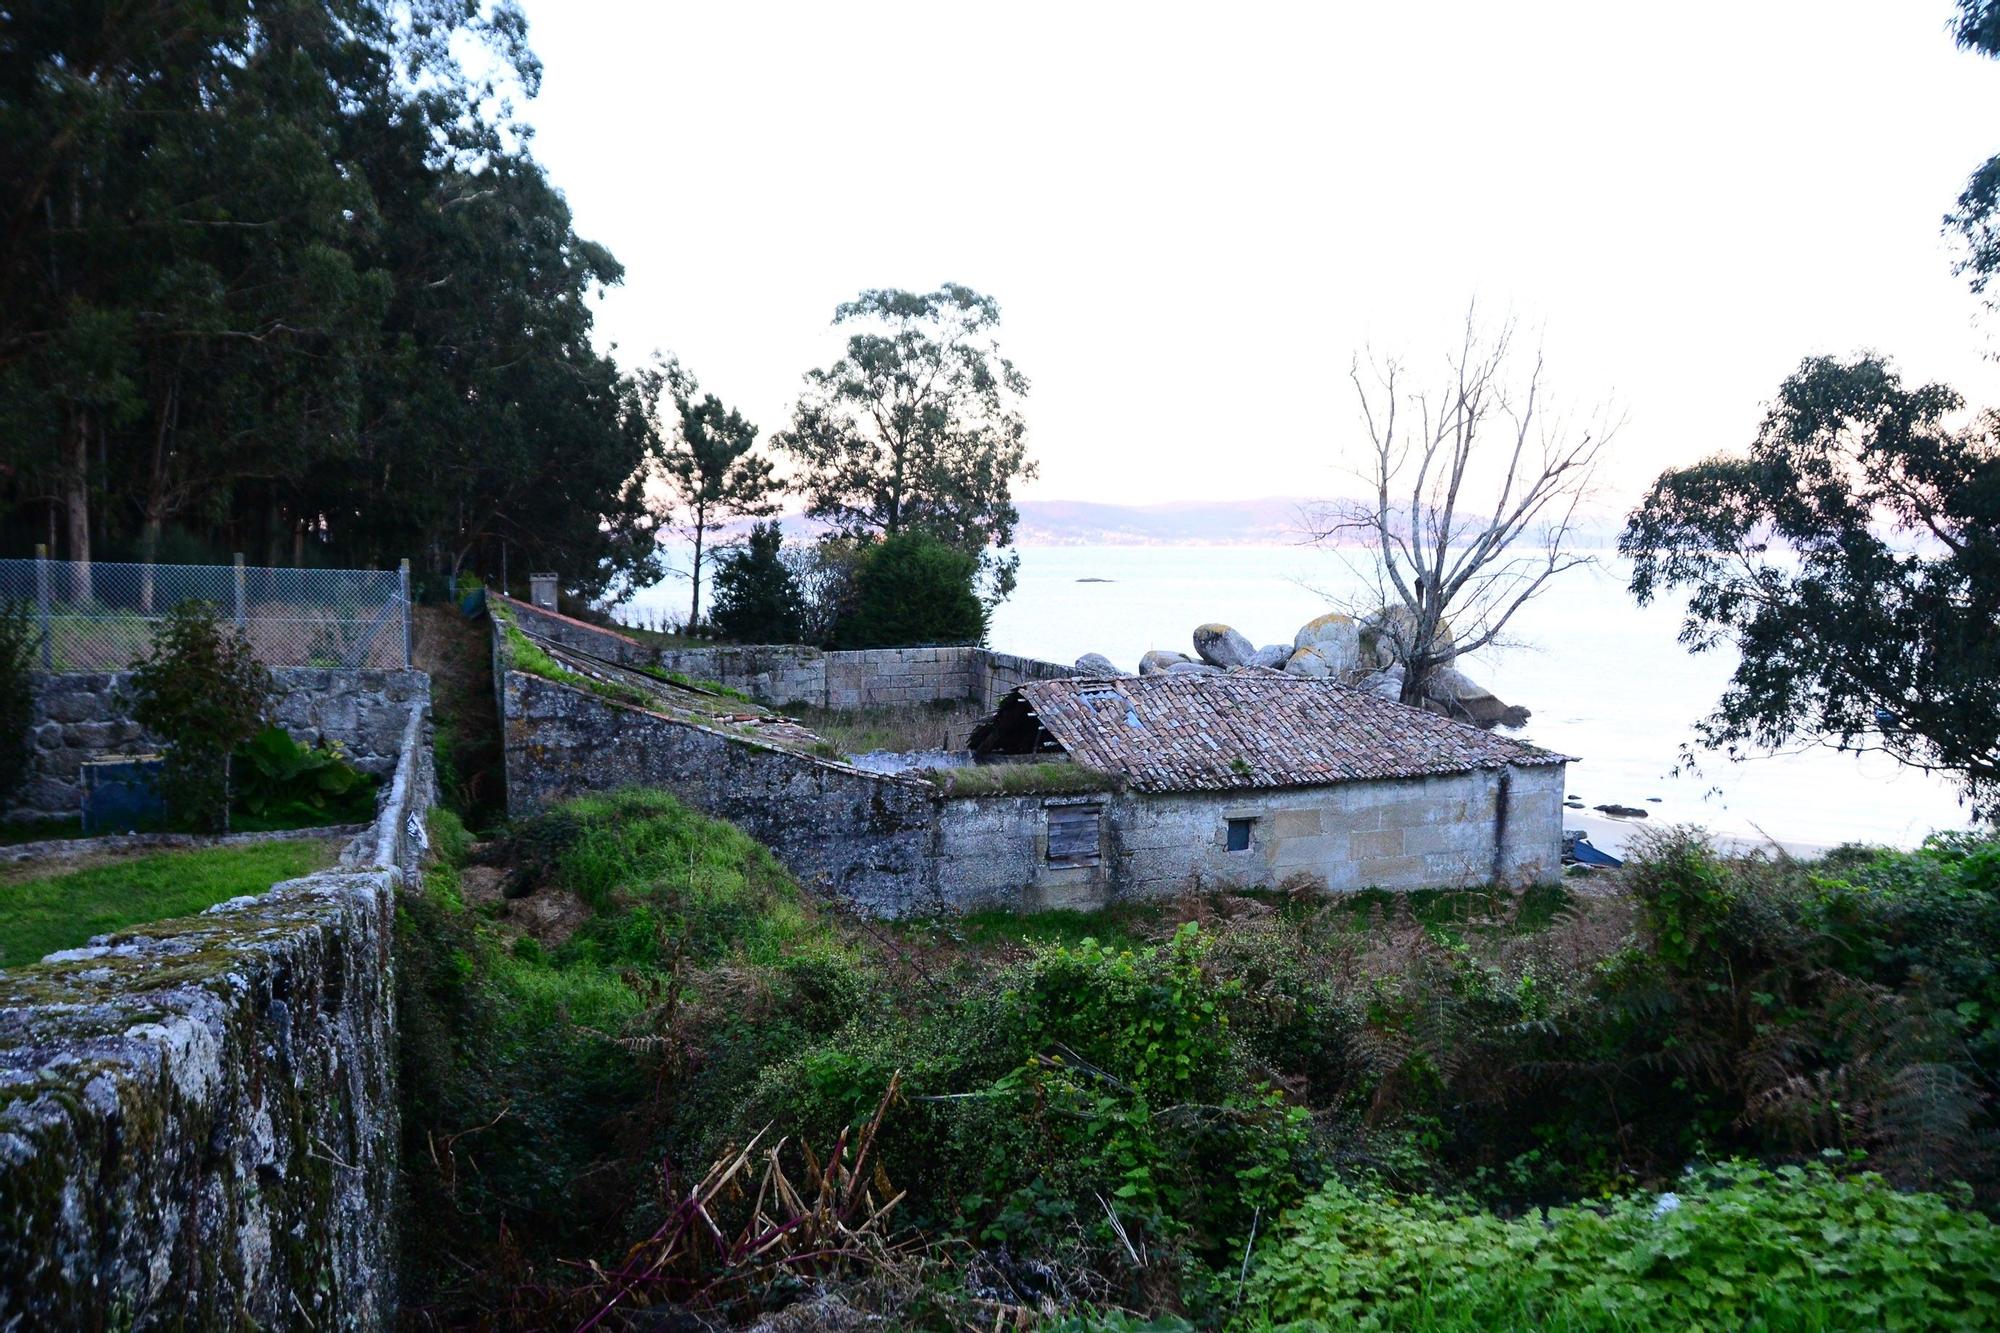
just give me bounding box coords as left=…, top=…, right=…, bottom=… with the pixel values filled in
left=515, top=0, right=2000, bottom=510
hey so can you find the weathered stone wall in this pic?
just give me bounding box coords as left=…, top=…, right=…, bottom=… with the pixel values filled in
left=495, top=606, right=1565, bottom=914
left=931, top=764, right=1566, bottom=911
left=0, top=698, right=432, bottom=1328
left=493, top=595, right=650, bottom=665
left=651, top=643, right=1072, bottom=710
left=502, top=670, right=942, bottom=916
left=11, top=667, right=430, bottom=822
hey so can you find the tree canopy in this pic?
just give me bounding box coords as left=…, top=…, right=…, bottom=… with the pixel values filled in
left=708, top=521, right=804, bottom=646
left=1621, top=355, right=2000, bottom=814
left=0, top=0, right=660, bottom=599
left=648, top=359, right=777, bottom=628
left=775, top=284, right=1035, bottom=602
left=837, top=532, right=987, bottom=649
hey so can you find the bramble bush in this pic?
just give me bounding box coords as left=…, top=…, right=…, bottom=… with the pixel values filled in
left=1238, top=1159, right=2000, bottom=1331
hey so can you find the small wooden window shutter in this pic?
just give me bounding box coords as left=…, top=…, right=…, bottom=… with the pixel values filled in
left=1046, top=805, right=1103, bottom=868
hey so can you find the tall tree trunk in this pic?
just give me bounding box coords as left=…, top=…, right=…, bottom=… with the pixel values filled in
left=138, top=511, right=162, bottom=612
left=689, top=513, right=705, bottom=629
left=140, top=381, right=176, bottom=612
left=64, top=408, right=91, bottom=602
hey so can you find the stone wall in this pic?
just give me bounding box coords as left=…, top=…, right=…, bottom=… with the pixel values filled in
left=495, top=610, right=1565, bottom=915
left=493, top=594, right=650, bottom=665
left=501, top=669, right=942, bottom=916
left=931, top=764, right=1566, bottom=911
left=651, top=643, right=1073, bottom=710
left=11, top=667, right=430, bottom=822
left=0, top=698, right=432, bottom=1327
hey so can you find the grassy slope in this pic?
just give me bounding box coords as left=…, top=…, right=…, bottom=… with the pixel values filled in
left=0, top=838, right=340, bottom=965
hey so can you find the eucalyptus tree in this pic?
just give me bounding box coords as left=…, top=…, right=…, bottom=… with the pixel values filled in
left=775, top=284, right=1036, bottom=601
left=1622, top=355, right=2000, bottom=815
left=0, top=0, right=664, bottom=600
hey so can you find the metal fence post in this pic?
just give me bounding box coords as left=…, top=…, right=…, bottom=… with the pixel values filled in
left=232, top=553, right=246, bottom=629
left=399, top=558, right=412, bottom=668
left=33, top=543, right=51, bottom=669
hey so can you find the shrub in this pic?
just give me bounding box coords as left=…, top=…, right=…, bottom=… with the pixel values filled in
left=783, top=533, right=870, bottom=647
left=505, top=787, right=811, bottom=964
left=709, top=520, right=806, bottom=643
left=837, top=530, right=985, bottom=648
left=124, top=601, right=272, bottom=831
left=1240, top=1159, right=2000, bottom=1331
left=231, top=725, right=377, bottom=826
left=0, top=599, right=34, bottom=807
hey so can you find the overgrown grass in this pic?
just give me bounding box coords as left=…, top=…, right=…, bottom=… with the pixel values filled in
left=923, top=760, right=1119, bottom=796
left=501, top=618, right=653, bottom=709
left=0, top=837, right=340, bottom=965
left=636, top=663, right=754, bottom=704
left=394, top=813, right=2000, bottom=1329
left=784, top=699, right=986, bottom=754
left=395, top=787, right=856, bottom=1322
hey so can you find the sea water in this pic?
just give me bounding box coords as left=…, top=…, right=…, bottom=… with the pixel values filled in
left=628, top=542, right=1974, bottom=851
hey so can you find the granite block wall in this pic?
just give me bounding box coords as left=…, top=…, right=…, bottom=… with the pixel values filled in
left=650, top=643, right=1072, bottom=710
left=501, top=670, right=943, bottom=916
left=0, top=697, right=433, bottom=1328
left=11, top=668, right=430, bottom=822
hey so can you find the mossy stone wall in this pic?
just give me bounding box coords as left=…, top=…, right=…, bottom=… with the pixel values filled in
left=0, top=868, right=401, bottom=1326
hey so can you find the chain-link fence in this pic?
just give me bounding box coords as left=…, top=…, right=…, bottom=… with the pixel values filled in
left=0, top=558, right=410, bottom=670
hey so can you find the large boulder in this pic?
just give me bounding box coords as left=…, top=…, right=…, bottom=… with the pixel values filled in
left=1249, top=643, right=1291, bottom=670
left=1358, top=664, right=1404, bottom=701
left=1075, top=652, right=1120, bottom=676
left=1284, top=646, right=1335, bottom=679
left=1293, top=612, right=1362, bottom=675
left=1139, top=649, right=1191, bottom=676
left=1166, top=660, right=1223, bottom=676
left=1362, top=605, right=1455, bottom=670
left=1422, top=666, right=1531, bottom=730
left=1193, top=623, right=1255, bottom=669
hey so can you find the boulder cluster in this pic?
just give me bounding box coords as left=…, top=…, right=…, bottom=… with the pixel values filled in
left=1074, top=611, right=1531, bottom=730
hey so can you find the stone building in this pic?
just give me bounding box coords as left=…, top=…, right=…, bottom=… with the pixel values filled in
left=942, top=673, right=1570, bottom=904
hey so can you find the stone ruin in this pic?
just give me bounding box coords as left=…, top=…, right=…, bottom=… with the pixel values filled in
left=1073, top=609, right=1531, bottom=731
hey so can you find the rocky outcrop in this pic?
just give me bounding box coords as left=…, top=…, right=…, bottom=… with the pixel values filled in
left=1422, top=666, right=1532, bottom=729
left=1074, top=652, right=1120, bottom=676
left=1192, top=624, right=1255, bottom=669
left=1293, top=612, right=1362, bottom=675
left=1284, top=646, right=1335, bottom=679
left=1096, top=607, right=1533, bottom=731
left=1249, top=644, right=1290, bottom=670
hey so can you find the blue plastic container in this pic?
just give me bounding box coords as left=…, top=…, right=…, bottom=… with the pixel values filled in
left=81, top=755, right=166, bottom=835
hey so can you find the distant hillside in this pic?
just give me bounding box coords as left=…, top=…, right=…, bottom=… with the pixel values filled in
left=1012, top=497, right=1329, bottom=546
left=699, top=497, right=1625, bottom=550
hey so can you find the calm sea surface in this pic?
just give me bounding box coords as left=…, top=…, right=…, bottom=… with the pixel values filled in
left=629, top=543, right=1973, bottom=851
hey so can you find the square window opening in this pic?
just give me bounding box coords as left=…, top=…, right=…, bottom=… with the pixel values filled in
left=1226, top=817, right=1254, bottom=852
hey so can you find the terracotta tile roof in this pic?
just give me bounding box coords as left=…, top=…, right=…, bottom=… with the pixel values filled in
left=1012, top=673, right=1569, bottom=794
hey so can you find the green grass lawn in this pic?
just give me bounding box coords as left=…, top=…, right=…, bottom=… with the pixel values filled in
left=0, top=838, right=341, bottom=967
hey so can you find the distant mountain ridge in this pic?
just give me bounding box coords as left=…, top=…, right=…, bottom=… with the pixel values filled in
left=699, top=496, right=1625, bottom=549
left=1012, top=497, right=1327, bottom=546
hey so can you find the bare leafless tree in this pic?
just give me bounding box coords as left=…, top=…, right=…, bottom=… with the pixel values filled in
left=1308, top=308, right=1617, bottom=707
